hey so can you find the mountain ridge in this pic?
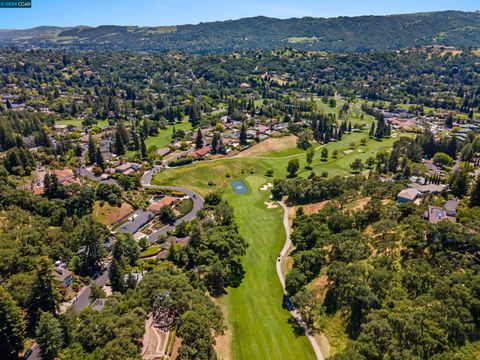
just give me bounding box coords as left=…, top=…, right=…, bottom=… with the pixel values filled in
left=0, top=10, right=479, bottom=52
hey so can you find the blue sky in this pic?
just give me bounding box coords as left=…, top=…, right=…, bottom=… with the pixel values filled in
left=0, top=0, right=478, bottom=29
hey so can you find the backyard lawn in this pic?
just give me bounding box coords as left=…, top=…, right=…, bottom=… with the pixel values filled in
left=222, top=175, right=315, bottom=360
left=126, top=121, right=192, bottom=156
left=145, top=121, right=192, bottom=149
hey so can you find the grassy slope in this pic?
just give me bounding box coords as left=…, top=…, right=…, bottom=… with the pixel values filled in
left=223, top=175, right=315, bottom=360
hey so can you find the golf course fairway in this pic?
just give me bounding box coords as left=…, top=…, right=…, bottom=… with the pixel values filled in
left=223, top=175, right=316, bottom=360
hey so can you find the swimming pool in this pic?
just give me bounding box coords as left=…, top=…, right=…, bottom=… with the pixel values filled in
left=231, top=180, right=248, bottom=194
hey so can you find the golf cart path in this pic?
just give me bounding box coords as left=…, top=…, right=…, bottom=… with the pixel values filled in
left=277, top=201, right=325, bottom=360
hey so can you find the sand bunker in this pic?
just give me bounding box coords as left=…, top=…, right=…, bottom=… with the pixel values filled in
left=264, top=201, right=278, bottom=209
left=343, top=149, right=353, bottom=154
left=260, top=183, right=273, bottom=191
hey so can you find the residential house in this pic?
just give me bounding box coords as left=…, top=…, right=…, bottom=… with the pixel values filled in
left=147, top=196, right=177, bottom=213
left=424, top=205, right=456, bottom=224
left=397, top=188, right=420, bottom=203
left=92, top=298, right=107, bottom=311
left=53, top=261, right=73, bottom=289
left=192, top=145, right=211, bottom=159
left=157, top=147, right=172, bottom=157
left=117, top=209, right=154, bottom=234
left=115, top=162, right=141, bottom=175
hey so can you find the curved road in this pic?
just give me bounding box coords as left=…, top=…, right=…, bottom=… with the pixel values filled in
left=141, top=167, right=204, bottom=244
left=277, top=201, right=325, bottom=360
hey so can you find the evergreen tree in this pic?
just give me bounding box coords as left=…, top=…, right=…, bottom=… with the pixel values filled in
left=132, top=130, right=140, bottom=151
left=140, top=135, right=147, bottom=159
left=74, top=144, right=83, bottom=158
left=211, top=132, right=219, bottom=154
left=195, top=128, right=204, bottom=150
left=109, top=257, right=125, bottom=292
left=369, top=122, right=375, bottom=137
left=29, top=257, right=60, bottom=322
left=116, top=120, right=129, bottom=144
left=75, top=216, right=106, bottom=276
left=239, top=123, right=248, bottom=146
left=469, top=175, right=480, bottom=207
left=445, top=112, right=454, bottom=128
left=142, top=119, right=149, bottom=138
left=44, top=173, right=61, bottom=199
left=115, top=130, right=125, bottom=155
left=0, top=287, right=25, bottom=358
left=36, top=312, right=63, bottom=360
left=450, top=169, right=470, bottom=198
left=95, top=147, right=105, bottom=170
left=446, top=137, right=458, bottom=158
left=87, top=134, right=96, bottom=164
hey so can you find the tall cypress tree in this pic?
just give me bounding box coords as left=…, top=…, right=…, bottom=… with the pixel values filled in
left=115, top=130, right=125, bottom=156
left=211, top=132, right=219, bottom=154
left=140, top=135, right=147, bottom=159
left=95, top=147, right=105, bottom=170
left=87, top=134, right=96, bottom=164
left=195, top=128, right=204, bottom=150
left=239, top=123, right=248, bottom=146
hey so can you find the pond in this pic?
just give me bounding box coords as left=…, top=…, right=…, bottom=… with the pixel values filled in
left=231, top=180, right=249, bottom=194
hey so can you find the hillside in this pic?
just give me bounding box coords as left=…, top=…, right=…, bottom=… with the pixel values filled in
left=0, top=10, right=479, bottom=52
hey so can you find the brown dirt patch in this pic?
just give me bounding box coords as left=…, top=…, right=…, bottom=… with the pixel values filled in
left=214, top=299, right=232, bottom=360
left=237, top=135, right=297, bottom=157
left=297, top=200, right=330, bottom=215
left=310, top=275, right=329, bottom=292
left=93, top=201, right=134, bottom=227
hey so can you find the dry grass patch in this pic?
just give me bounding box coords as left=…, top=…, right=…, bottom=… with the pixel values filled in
left=93, top=201, right=134, bottom=227
left=214, top=299, right=232, bottom=360
left=238, top=135, right=298, bottom=157
left=297, top=200, right=331, bottom=215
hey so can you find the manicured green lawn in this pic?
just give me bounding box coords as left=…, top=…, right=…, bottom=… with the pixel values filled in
left=223, top=175, right=315, bottom=360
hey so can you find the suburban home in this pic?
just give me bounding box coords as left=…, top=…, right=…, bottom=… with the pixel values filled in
left=256, top=125, right=269, bottom=134
left=115, top=162, right=141, bottom=174
left=157, top=147, right=172, bottom=157
left=443, top=199, right=459, bottom=217
left=424, top=205, right=456, bottom=224
left=147, top=195, right=177, bottom=213
left=416, top=183, right=447, bottom=194
left=92, top=298, right=107, bottom=311
left=192, top=145, right=212, bottom=159
left=117, top=209, right=154, bottom=234
left=397, top=188, right=420, bottom=203
left=53, top=261, right=73, bottom=289
left=33, top=168, right=79, bottom=195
